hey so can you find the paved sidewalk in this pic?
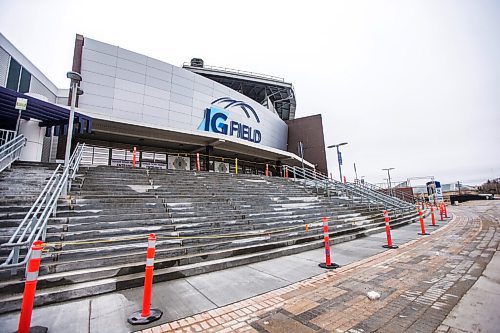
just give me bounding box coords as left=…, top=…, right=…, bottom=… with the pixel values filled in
left=0, top=209, right=439, bottom=333
left=140, top=201, right=500, bottom=333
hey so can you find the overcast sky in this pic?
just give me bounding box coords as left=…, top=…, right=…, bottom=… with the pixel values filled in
left=0, top=0, right=498, bottom=186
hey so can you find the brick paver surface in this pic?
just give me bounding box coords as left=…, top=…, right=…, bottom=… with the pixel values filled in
left=139, top=202, right=499, bottom=333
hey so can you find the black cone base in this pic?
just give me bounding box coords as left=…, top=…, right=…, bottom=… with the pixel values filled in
left=127, top=308, right=163, bottom=325
left=418, top=232, right=430, bottom=235
left=319, top=263, right=340, bottom=269
left=14, top=326, right=48, bottom=333
left=428, top=224, right=438, bottom=227
left=382, top=244, right=399, bottom=249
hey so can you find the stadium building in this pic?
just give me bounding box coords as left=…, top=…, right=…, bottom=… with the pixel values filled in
left=0, top=33, right=328, bottom=175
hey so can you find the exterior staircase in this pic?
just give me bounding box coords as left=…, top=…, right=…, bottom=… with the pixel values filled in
left=0, top=165, right=420, bottom=313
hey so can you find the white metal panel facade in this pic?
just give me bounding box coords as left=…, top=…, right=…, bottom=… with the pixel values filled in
left=0, top=46, right=9, bottom=87
left=78, top=37, right=288, bottom=150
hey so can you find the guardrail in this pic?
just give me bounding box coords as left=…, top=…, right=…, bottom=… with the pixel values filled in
left=0, top=129, right=26, bottom=173
left=0, top=143, right=85, bottom=274
left=284, top=165, right=414, bottom=210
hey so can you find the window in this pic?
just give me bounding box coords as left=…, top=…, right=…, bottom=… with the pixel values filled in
left=6, top=58, right=31, bottom=93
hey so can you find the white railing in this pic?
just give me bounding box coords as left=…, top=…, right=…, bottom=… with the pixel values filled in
left=0, top=143, right=86, bottom=274
left=0, top=129, right=26, bottom=173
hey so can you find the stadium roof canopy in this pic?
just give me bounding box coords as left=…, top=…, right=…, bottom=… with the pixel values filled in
left=183, top=63, right=296, bottom=121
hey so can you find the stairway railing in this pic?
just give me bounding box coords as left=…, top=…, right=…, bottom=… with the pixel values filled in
left=0, top=143, right=85, bottom=274
left=356, top=179, right=415, bottom=204
left=284, top=165, right=414, bottom=210
left=0, top=129, right=26, bottom=173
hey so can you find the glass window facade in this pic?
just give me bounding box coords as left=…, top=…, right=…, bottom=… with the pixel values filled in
left=6, top=57, right=31, bottom=92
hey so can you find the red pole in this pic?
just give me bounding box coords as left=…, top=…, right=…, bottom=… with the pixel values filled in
left=18, top=241, right=44, bottom=333
left=285, top=166, right=288, bottom=179
left=382, top=211, right=398, bottom=249
left=439, top=204, right=444, bottom=221
left=343, top=176, right=347, bottom=184
left=319, top=217, right=339, bottom=269
left=443, top=202, right=448, bottom=218
left=132, top=147, right=137, bottom=168
left=418, top=209, right=429, bottom=235
left=128, top=234, right=163, bottom=325
left=266, top=164, right=269, bottom=177
left=196, top=153, right=201, bottom=172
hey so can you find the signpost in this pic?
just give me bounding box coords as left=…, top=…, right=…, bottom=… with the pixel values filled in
left=15, top=97, right=28, bottom=134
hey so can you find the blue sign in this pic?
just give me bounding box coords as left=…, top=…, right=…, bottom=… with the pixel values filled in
left=198, top=98, right=262, bottom=143
left=337, top=151, right=342, bottom=165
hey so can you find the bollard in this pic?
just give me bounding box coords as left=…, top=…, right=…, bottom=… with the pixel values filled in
left=443, top=202, right=448, bottom=218
left=266, top=164, right=269, bottom=177
left=285, top=166, right=288, bottom=179
left=429, top=206, right=437, bottom=226
left=319, top=217, right=340, bottom=269
left=18, top=241, right=47, bottom=333
left=128, top=234, right=163, bottom=325
left=196, top=153, right=201, bottom=172
left=382, top=211, right=398, bottom=249
left=418, top=209, right=430, bottom=235
left=132, top=147, right=137, bottom=168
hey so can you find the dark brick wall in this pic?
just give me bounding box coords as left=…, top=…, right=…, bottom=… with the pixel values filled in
left=286, top=114, right=328, bottom=175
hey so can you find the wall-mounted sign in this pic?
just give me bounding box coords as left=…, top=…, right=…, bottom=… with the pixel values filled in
left=15, top=97, right=28, bottom=110
left=198, top=97, right=262, bottom=143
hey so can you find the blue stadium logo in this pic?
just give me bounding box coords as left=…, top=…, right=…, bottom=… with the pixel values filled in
left=198, top=98, right=262, bottom=143
left=211, top=97, right=260, bottom=123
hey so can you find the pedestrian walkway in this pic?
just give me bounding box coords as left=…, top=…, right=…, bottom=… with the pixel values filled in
left=0, top=208, right=438, bottom=333
left=139, top=201, right=500, bottom=333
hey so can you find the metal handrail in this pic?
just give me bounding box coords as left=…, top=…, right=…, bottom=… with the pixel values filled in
left=284, top=165, right=414, bottom=210
left=356, top=180, right=415, bottom=204
left=0, top=143, right=85, bottom=273
left=0, top=129, right=16, bottom=145
left=0, top=132, right=27, bottom=173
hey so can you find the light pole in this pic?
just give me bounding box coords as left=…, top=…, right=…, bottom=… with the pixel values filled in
left=64, top=71, right=83, bottom=169
left=327, top=142, right=348, bottom=183
left=382, top=167, right=395, bottom=196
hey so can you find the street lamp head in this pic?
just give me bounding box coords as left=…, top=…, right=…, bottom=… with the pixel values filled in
left=66, top=71, right=82, bottom=83
left=327, top=142, right=348, bottom=149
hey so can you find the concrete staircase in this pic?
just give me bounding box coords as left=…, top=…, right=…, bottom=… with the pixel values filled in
left=0, top=165, right=420, bottom=313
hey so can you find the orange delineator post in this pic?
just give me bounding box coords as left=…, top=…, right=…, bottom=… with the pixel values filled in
left=343, top=176, right=347, bottom=184
left=319, top=217, right=339, bottom=269
left=443, top=202, right=448, bottom=218
left=430, top=206, right=436, bottom=226
left=18, top=241, right=45, bottom=333
left=132, top=147, right=137, bottom=168
left=439, top=203, right=444, bottom=221
left=196, top=153, right=201, bottom=172
left=266, top=164, right=269, bottom=177
left=382, top=211, right=398, bottom=249
left=418, top=208, right=429, bottom=235
left=285, top=166, right=289, bottom=179
left=128, top=234, right=163, bottom=325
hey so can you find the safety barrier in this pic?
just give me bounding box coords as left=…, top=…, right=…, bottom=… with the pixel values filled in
left=0, top=129, right=26, bottom=173
left=319, top=217, right=339, bottom=269
left=382, top=210, right=398, bottom=249
left=0, top=143, right=86, bottom=274
left=128, top=234, right=162, bottom=325
left=17, top=241, right=46, bottom=333
left=430, top=206, right=437, bottom=227
left=418, top=208, right=430, bottom=235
